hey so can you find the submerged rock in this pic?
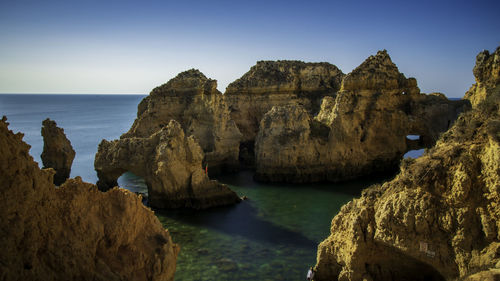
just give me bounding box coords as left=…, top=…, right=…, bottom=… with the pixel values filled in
left=0, top=116, right=179, bottom=281
left=123, top=69, right=242, bottom=174
left=41, top=118, right=75, bottom=185
left=95, top=119, right=241, bottom=209
left=255, top=50, right=470, bottom=182
left=225, top=60, right=345, bottom=165
left=314, top=47, right=500, bottom=281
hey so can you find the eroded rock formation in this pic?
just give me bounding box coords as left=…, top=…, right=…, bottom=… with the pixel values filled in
left=255, top=50, right=470, bottom=182
left=465, top=46, right=500, bottom=107
left=225, top=61, right=345, bottom=165
left=314, top=47, right=500, bottom=281
left=123, top=69, right=242, bottom=174
left=41, top=118, right=75, bottom=185
left=95, top=120, right=241, bottom=209
left=0, top=116, right=179, bottom=281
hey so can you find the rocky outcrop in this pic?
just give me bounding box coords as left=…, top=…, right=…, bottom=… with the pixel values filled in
left=95, top=120, right=241, bottom=209
left=0, top=116, right=179, bottom=281
left=225, top=61, right=345, bottom=165
left=123, top=69, right=242, bottom=174
left=314, top=47, right=500, bottom=281
left=465, top=46, right=500, bottom=107
left=255, top=50, right=470, bottom=182
left=41, top=118, right=75, bottom=185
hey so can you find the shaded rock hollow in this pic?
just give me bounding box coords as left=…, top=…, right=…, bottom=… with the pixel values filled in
left=225, top=60, right=345, bottom=165
left=95, top=119, right=241, bottom=209
left=123, top=69, right=242, bottom=174
left=41, top=118, right=75, bottom=185
left=0, top=116, right=179, bottom=281
left=314, top=47, right=500, bottom=281
left=255, top=50, right=470, bottom=183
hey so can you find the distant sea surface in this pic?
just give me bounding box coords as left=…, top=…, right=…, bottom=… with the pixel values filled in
left=1, top=94, right=385, bottom=281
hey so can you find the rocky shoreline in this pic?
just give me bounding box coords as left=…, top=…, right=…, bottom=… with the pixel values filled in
left=1, top=46, right=497, bottom=280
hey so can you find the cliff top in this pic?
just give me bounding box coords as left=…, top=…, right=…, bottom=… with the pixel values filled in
left=341, top=49, right=416, bottom=92
left=465, top=45, right=500, bottom=106
left=151, top=69, right=218, bottom=96
left=226, top=60, right=345, bottom=93
left=473, top=46, right=500, bottom=84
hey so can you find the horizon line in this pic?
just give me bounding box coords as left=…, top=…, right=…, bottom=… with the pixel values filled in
left=0, top=92, right=148, bottom=95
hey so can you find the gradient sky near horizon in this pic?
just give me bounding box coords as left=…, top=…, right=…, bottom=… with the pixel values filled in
left=0, top=0, right=499, bottom=97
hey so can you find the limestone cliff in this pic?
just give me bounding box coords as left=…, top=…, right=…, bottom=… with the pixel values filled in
left=465, top=46, right=500, bottom=107
left=314, top=48, right=500, bottom=281
left=255, top=50, right=470, bottom=183
left=123, top=69, right=241, bottom=174
left=41, top=118, right=75, bottom=185
left=225, top=60, right=345, bottom=165
left=95, top=119, right=241, bottom=209
left=0, top=116, right=179, bottom=281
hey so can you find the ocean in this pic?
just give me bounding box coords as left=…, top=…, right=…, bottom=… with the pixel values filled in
left=0, top=94, right=384, bottom=281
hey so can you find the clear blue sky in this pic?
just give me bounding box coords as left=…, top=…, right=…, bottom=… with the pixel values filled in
left=0, top=0, right=499, bottom=97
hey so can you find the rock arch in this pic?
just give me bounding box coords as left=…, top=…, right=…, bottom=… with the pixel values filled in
left=95, top=120, right=241, bottom=209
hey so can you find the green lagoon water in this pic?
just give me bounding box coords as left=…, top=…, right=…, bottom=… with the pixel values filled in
left=120, top=171, right=383, bottom=281
left=1, top=94, right=387, bottom=281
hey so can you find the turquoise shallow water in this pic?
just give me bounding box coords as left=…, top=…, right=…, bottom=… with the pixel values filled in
left=1, top=94, right=385, bottom=281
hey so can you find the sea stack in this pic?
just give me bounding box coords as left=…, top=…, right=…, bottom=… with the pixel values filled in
left=122, top=69, right=242, bottom=175
left=225, top=60, right=345, bottom=165
left=314, top=47, right=500, bottom=281
left=95, top=120, right=241, bottom=209
left=254, top=50, right=470, bottom=183
left=41, top=118, right=75, bottom=185
left=0, top=116, right=179, bottom=281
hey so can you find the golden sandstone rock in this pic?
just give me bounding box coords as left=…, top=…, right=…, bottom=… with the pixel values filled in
left=465, top=46, right=500, bottom=107
left=255, top=51, right=470, bottom=183
left=314, top=47, right=500, bottom=281
left=0, top=117, right=179, bottom=281
left=41, top=118, right=75, bottom=185
left=123, top=69, right=242, bottom=175
left=95, top=120, right=241, bottom=209
left=225, top=60, right=345, bottom=165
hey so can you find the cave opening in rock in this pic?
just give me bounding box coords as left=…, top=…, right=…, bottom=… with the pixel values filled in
left=238, top=141, right=255, bottom=167
left=404, top=149, right=425, bottom=159
left=365, top=243, right=446, bottom=281
left=117, top=171, right=149, bottom=204
left=406, top=134, right=421, bottom=141
left=404, top=135, right=425, bottom=158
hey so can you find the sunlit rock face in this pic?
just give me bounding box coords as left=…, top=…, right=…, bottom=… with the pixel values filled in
left=0, top=117, right=179, bottom=281
left=254, top=50, right=470, bottom=183
left=465, top=46, right=500, bottom=107
left=122, top=69, right=242, bottom=175
left=225, top=60, right=345, bottom=165
left=314, top=47, right=500, bottom=281
left=95, top=120, right=241, bottom=209
left=41, top=118, right=75, bottom=185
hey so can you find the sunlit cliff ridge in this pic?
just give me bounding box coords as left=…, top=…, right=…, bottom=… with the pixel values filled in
left=314, top=46, right=500, bottom=281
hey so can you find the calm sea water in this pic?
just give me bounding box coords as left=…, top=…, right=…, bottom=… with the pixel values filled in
left=0, top=94, right=384, bottom=281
